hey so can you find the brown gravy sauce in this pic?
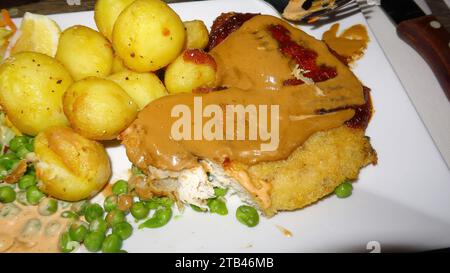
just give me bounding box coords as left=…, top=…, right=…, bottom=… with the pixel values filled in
left=0, top=203, right=69, bottom=253
left=121, top=87, right=355, bottom=172
left=322, top=23, right=369, bottom=64
left=121, top=15, right=365, bottom=173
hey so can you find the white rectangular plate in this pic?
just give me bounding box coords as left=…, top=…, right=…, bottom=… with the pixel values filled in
left=13, top=0, right=450, bottom=252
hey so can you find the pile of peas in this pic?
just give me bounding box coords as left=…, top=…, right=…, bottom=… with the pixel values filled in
left=59, top=179, right=176, bottom=253
left=0, top=135, right=42, bottom=206
left=0, top=135, right=64, bottom=242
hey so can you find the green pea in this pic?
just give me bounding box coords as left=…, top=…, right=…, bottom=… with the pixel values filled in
left=130, top=201, right=149, bottom=220
left=102, top=233, right=123, bottom=253
left=26, top=185, right=44, bottom=205
left=71, top=200, right=89, bottom=215
left=236, top=205, right=259, bottom=227
left=131, top=165, right=144, bottom=175
left=16, top=146, right=30, bottom=159
left=144, top=196, right=174, bottom=210
left=106, top=209, right=126, bottom=227
left=112, top=222, right=133, bottom=240
left=26, top=164, right=35, bottom=175
left=58, top=200, right=72, bottom=209
left=0, top=164, right=6, bottom=176
left=206, top=172, right=214, bottom=182
left=38, top=198, right=58, bottom=216
left=8, top=136, right=28, bottom=152
left=207, top=198, right=228, bottom=215
left=138, top=206, right=172, bottom=229
left=335, top=181, right=353, bottom=198
left=61, top=210, right=79, bottom=221
left=214, top=187, right=228, bottom=197
left=59, top=232, right=79, bottom=253
left=18, top=174, right=36, bottom=190
left=25, top=137, right=34, bottom=152
left=103, top=195, right=118, bottom=212
left=69, top=222, right=88, bottom=243
left=0, top=203, right=21, bottom=218
left=190, top=204, right=207, bottom=212
left=0, top=186, right=16, bottom=203
left=21, top=218, right=41, bottom=237
left=45, top=220, right=62, bottom=237
left=84, top=203, right=104, bottom=223
left=16, top=191, right=29, bottom=206
left=84, top=231, right=105, bottom=252
left=112, top=180, right=128, bottom=195
left=0, top=153, right=19, bottom=170
left=89, top=218, right=109, bottom=234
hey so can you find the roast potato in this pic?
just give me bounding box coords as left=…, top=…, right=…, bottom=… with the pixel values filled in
left=0, top=52, right=72, bottom=136
left=63, top=77, right=138, bottom=140
left=184, top=20, right=209, bottom=50
left=164, top=49, right=217, bottom=94
left=108, top=70, right=168, bottom=109
left=35, top=126, right=111, bottom=201
left=94, top=0, right=135, bottom=42
left=111, top=54, right=127, bottom=73
left=56, top=25, right=113, bottom=81
left=112, top=0, right=186, bottom=72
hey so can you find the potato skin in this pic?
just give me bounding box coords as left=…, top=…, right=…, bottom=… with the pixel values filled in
left=184, top=20, right=209, bottom=50
left=56, top=25, right=113, bottom=81
left=164, top=49, right=217, bottom=94
left=94, top=0, right=135, bottom=42
left=0, top=52, right=72, bottom=136
left=63, top=77, right=138, bottom=140
left=35, top=126, right=111, bottom=201
left=111, top=54, right=127, bottom=73
left=108, top=70, right=167, bottom=109
left=112, top=0, right=186, bottom=72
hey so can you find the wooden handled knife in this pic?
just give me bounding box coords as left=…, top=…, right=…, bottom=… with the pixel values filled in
left=381, top=0, right=450, bottom=101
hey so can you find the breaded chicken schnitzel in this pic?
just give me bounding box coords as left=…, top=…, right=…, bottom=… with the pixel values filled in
left=121, top=13, right=377, bottom=216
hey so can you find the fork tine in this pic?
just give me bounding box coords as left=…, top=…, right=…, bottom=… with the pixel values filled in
left=302, top=0, right=356, bottom=23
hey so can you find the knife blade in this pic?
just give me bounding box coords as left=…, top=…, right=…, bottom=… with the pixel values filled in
left=381, top=0, right=450, bottom=101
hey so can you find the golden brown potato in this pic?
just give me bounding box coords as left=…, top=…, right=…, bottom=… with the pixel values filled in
left=112, top=0, right=186, bottom=72
left=63, top=77, right=138, bottom=140
left=94, top=0, right=135, bottom=42
left=184, top=20, right=209, bottom=49
left=108, top=70, right=168, bottom=109
left=111, top=54, right=127, bottom=73
left=35, top=126, right=111, bottom=201
left=0, top=52, right=72, bottom=136
left=164, top=49, right=217, bottom=94
left=56, top=25, right=113, bottom=81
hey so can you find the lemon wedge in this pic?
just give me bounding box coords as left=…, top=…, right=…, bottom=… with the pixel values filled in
left=10, top=12, right=61, bottom=57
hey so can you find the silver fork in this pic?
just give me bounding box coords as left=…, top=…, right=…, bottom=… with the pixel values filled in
left=262, top=0, right=377, bottom=24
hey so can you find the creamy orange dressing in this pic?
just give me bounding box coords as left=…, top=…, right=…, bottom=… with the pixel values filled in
left=0, top=202, right=69, bottom=253
left=322, top=23, right=369, bottom=63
